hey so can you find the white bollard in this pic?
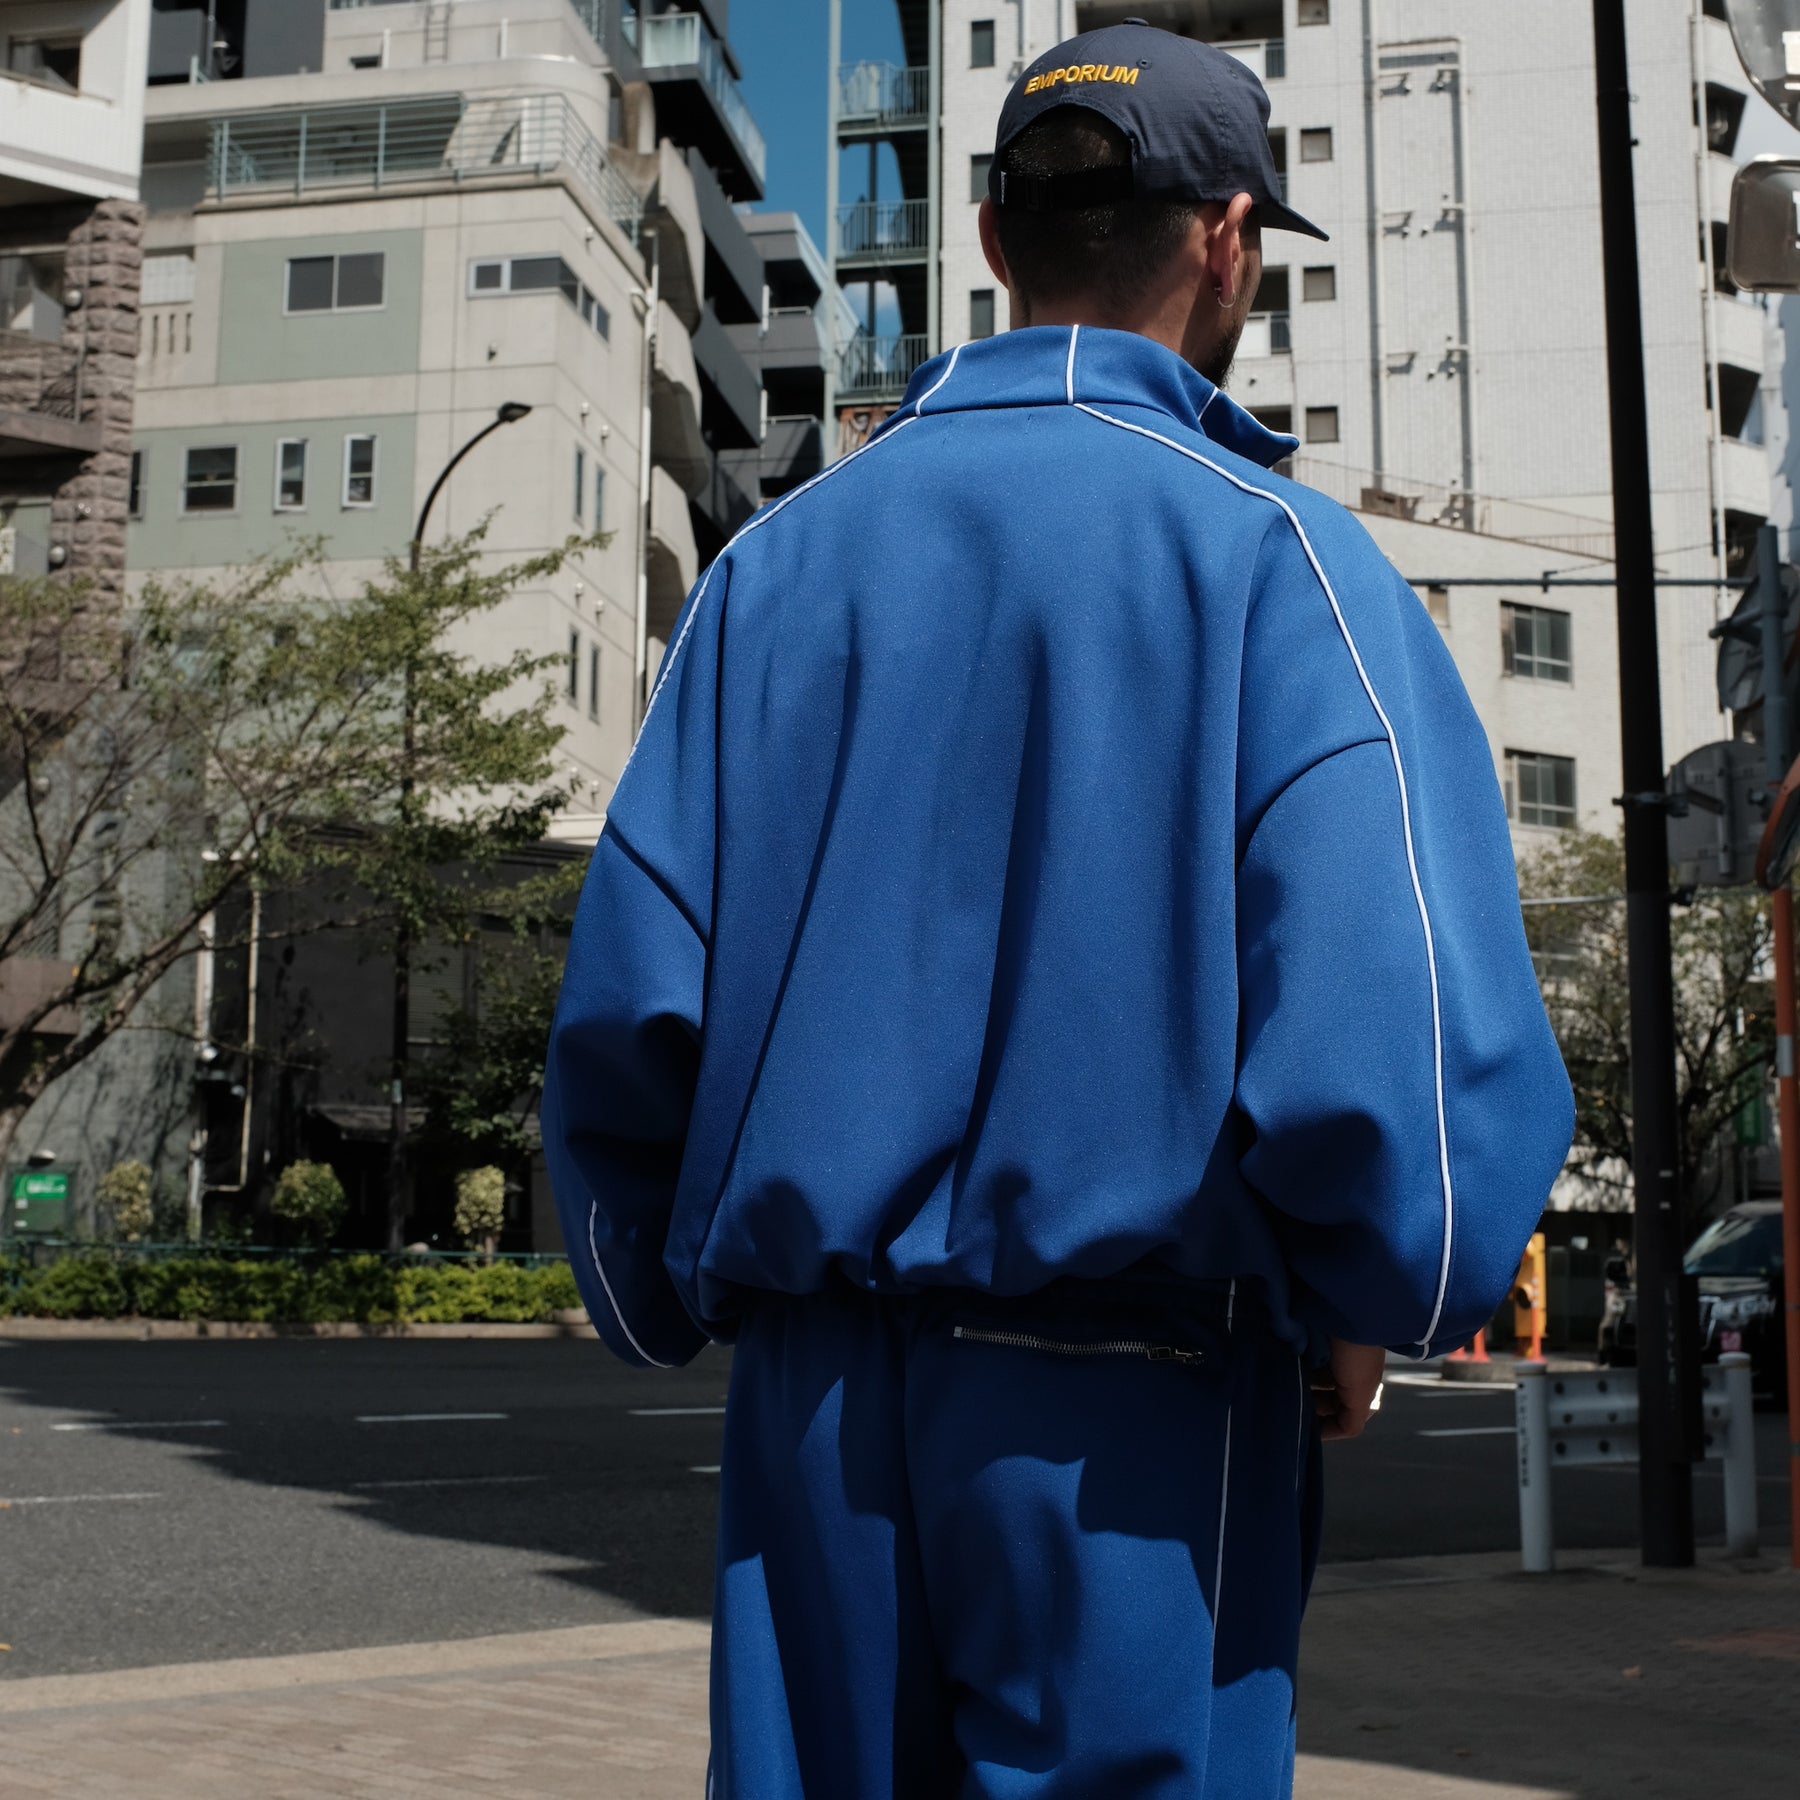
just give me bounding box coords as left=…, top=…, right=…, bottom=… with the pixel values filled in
left=1515, top=1359, right=1554, bottom=1573
left=1719, top=1352, right=1760, bottom=1558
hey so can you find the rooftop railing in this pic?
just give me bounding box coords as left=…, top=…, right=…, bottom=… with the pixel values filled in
left=838, top=332, right=929, bottom=402
left=623, top=11, right=767, bottom=187
left=837, top=62, right=930, bottom=128
left=835, top=199, right=930, bottom=261
left=204, top=93, right=642, bottom=243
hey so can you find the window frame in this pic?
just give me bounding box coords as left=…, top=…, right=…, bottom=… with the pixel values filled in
left=971, top=19, right=996, bottom=68
left=970, top=152, right=994, bottom=204
left=1500, top=601, right=1573, bottom=684
left=182, top=444, right=240, bottom=515
left=127, top=448, right=145, bottom=520
left=594, top=464, right=606, bottom=529
left=969, top=288, right=997, bottom=341
left=566, top=628, right=581, bottom=704
left=342, top=433, right=379, bottom=509
left=588, top=641, right=602, bottom=721
left=284, top=250, right=388, bottom=317
left=574, top=444, right=586, bottom=523
left=1302, top=265, right=1337, bottom=303
left=467, top=255, right=610, bottom=341
left=274, top=437, right=309, bottom=512
left=1298, top=0, right=1331, bottom=23
left=1299, top=127, right=1335, bottom=164
left=1506, top=750, right=1577, bottom=830
left=1303, top=405, right=1340, bottom=445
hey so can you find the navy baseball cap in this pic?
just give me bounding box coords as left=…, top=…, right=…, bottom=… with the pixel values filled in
left=989, top=20, right=1328, bottom=241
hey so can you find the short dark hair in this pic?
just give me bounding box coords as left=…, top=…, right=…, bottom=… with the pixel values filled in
left=994, top=109, right=1200, bottom=321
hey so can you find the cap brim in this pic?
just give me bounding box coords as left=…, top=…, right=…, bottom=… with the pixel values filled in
left=1255, top=199, right=1329, bottom=241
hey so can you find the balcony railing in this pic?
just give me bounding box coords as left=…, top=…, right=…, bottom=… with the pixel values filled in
left=836, top=199, right=930, bottom=261
left=330, top=0, right=612, bottom=22
left=1239, top=311, right=1291, bottom=359
left=1221, top=38, right=1285, bottom=81
left=204, top=93, right=642, bottom=242
left=838, top=333, right=930, bottom=402
left=838, top=62, right=930, bottom=128
left=623, top=11, right=767, bottom=188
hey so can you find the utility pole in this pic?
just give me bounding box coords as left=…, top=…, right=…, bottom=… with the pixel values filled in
left=1591, top=0, right=1698, bottom=1566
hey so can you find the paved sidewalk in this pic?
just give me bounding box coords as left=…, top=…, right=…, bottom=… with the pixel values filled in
left=2, top=1554, right=1794, bottom=1798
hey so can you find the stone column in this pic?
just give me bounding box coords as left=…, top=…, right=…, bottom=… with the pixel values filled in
left=50, top=198, right=144, bottom=608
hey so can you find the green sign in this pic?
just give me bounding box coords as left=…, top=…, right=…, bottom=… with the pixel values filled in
left=8, top=1168, right=70, bottom=1237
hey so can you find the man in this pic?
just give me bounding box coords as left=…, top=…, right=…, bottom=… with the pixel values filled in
left=545, top=20, right=1572, bottom=1798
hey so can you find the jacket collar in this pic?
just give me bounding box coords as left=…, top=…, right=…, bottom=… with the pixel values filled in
left=885, top=326, right=1300, bottom=470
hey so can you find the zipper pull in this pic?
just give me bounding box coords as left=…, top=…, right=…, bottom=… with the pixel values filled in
left=1148, top=1346, right=1205, bottom=1365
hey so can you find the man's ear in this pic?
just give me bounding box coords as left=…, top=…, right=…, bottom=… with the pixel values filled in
left=1208, top=193, right=1257, bottom=309
left=978, top=198, right=1011, bottom=288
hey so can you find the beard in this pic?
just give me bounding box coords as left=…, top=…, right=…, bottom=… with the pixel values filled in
left=1198, top=311, right=1245, bottom=388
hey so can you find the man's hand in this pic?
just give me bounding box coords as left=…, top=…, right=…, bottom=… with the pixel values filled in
left=1311, top=1339, right=1386, bottom=1442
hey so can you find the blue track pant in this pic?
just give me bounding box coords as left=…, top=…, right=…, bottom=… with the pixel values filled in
left=709, top=1278, right=1324, bottom=1798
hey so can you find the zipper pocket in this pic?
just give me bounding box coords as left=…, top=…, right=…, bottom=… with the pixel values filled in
left=952, top=1325, right=1204, bottom=1365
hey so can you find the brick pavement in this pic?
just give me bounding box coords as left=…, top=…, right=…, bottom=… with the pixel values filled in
left=2, top=1555, right=1793, bottom=1799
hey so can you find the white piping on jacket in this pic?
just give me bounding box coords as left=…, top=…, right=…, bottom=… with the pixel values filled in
left=1213, top=1276, right=1235, bottom=1623
left=590, top=377, right=954, bottom=1366
left=1065, top=324, right=1080, bottom=403
left=1073, top=403, right=1457, bottom=1355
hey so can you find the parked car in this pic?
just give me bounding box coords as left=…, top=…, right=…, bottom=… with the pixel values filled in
left=1597, top=1202, right=1787, bottom=1402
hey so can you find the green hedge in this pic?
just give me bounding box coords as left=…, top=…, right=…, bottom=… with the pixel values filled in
left=0, top=1253, right=582, bottom=1325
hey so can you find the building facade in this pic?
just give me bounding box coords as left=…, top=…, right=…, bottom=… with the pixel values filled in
left=827, top=0, right=1789, bottom=836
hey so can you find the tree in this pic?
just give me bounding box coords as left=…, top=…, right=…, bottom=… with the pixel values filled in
left=98, top=1159, right=154, bottom=1242
left=453, top=1165, right=508, bottom=1262
left=417, top=863, right=579, bottom=1162
left=0, top=525, right=591, bottom=1174
left=1518, top=829, right=1774, bottom=1211
left=270, top=1159, right=347, bottom=1247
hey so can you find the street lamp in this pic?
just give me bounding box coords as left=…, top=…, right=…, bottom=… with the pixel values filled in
left=386, top=401, right=532, bottom=1251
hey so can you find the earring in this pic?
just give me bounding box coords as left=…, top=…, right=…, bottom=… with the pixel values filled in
left=1217, top=285, right=1234, bottom=310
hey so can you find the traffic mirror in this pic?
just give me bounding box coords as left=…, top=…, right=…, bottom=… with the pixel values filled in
left=1666, top=739, right=1771, bottom=890
left=1728, top=157, right=1800, bottom=292
left=1722, top=1, right=1800, bottom=128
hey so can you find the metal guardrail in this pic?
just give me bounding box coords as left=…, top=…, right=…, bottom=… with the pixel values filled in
left=1290, top=455, right=1618, bottom=559
left=205, top=92, right=642, bottom=243
left=1514, top=1358, right=1759, bottom=1570
left=624, top=10, right=767, bottom=186
left=838, top=61, right=931, bottom=127
left=837, top=332, right=930, bottom=401
left=836, top=199, right=930, bottom=260
left=0, top=332, right=85, bottom=423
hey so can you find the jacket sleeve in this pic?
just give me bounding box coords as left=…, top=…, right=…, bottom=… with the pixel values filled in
left=541, top=568, right=726, bottom=1370
left=1234, top=586, right=1574, bottom=1359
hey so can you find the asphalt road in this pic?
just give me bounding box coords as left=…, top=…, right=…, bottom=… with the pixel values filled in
left=1, top=1339, right=1790, bottom=1679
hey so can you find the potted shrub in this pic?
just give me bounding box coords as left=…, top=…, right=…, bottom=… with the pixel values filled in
left=270, top=1161, right=347, bottom=1249
left=453, top=1166, right=507, bottom=1264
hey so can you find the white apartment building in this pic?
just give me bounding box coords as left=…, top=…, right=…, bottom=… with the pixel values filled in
left=828, top=0, right=1789, bottom=838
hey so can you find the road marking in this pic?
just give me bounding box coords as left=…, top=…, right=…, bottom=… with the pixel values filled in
left=353, top=1413, right=509, bottom=1424
left=0, top=1492, right=163, bottom=1507
left=350, top=1475, right=548, bottom=1491
left=1416, top=1425, right=1518, bottom=1438
left=690, top=1465, right=721, bottom=1475
left=50, top=1420, right=228, bottom=1432
left=630, top=1406, right=727, bottom=1417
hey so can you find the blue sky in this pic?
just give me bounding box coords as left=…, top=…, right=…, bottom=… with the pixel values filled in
left=732, top=1, right=904, bottom=250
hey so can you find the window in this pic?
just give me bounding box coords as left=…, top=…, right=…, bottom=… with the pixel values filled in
left=286, top=251, right=386, bottom=314
left=142, top=253, right=196, bottom=306
left=594, top=465, right=606, bottom=528
left=1299, top=128, right=1334, bottom=164
left=183, top=446, right=237, bottom=513
left=7, top=36, right=81, bottom=91
left=275, top=438, right=308, bottom=511
left=1304, top=405, right=1339, bottom=444
left=468, top=256, right=610, bottom=339
left=1302, top=265, right=1337, bottom=303
left=567, top=629, right=581, bottom=703
left=1506, top=751, right=1577, bottom=830
left=1424, top=585, right=1450, bottom=629
left=1501, top=603, right=1572, bottom=683
left=971, top=153, right=993, bottom=204
left=971, top=20, right=996, bottom=68
left=128, top=450, right=145, bottom=520
left=1298, top=0, right=1331, bottom=22
left=970, top=289, right=997, bottom=341
left=574, top=445, right=586, bottom=522
left=349, top=52, right=382, bottom=71
left=589, top=642, right=602, bottom=721
left=343, top=434, right=377, bottom=507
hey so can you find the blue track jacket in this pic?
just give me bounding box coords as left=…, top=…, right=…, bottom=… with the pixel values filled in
left=543, top=326, right=1574, bottom=1367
